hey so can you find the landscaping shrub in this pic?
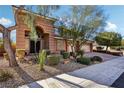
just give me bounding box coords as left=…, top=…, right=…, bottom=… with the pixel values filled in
left=3, top=53, right=9, bottom=60
left=77, top=57, right=91, bottom=65
left=38, top=50, right=47, bottom=71
left=45, top=49, right=51, bottom=55
left=16, top=49, right=25, bottom=63
left=62, top=52, right=70, bottom=59
left=0, top=69, right=13, bottom=82
left=47, top=55, right=60, bottom=65
left=76, top=50, right=84, bottom=57
left=60, top=50, right=66, bottom=55
left=70, top=52, right=76, bottom=57
left=16, top=49, right=25, bottom=59
left=91, top=56, right=103, bottom=62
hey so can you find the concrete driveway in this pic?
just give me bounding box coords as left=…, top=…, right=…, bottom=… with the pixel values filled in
left=84, top=52, right=118, bottom=61
left=69, top=56, right=124, bottom=86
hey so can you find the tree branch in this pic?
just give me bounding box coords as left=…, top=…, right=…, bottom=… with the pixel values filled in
left=7, top=25, right=18, bottom=31
left=0, top=24, right=6, bottom=33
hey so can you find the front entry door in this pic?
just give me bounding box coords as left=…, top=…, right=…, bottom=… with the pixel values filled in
left=30, top=40, right=41, bottom=53
left=36, top=41, right=40, bottom=53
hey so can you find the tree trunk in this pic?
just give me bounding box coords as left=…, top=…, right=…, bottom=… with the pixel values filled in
left=65, top=39, right=68, bottom=52
left=106, top=46, right=109, bottom=53
left=71, top=45, right=74, bottom=53
left=75, top=41, right=80, bottom=52
left=3, top=29, right=18, bottom=67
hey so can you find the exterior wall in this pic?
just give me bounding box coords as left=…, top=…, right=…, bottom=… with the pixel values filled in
left=13, top=6, right=93, bottom=54
left=14, top=7, right=56, bottom=53
left=81, top=43, right=92, bottom=52
left=54, top=38, right=93, bottom=53
left=54, top=39, right=66, bottom=53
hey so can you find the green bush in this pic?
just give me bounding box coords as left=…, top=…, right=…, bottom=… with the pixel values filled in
left=77, top=57, right=91, bottom=65
left=60, top=50, right=66, bottom=55
left=91, top=56, right=103, bottom=62
left=62, top=52, right=70, bottom=59
left=70, top=52, right=76, bottom=57
left=45, top=49, right=51, bottom=55
left=0, top=69, right=13, bottom=82
left=76, top=50, right=84, bottom=57
left=47, top=55, right=60, bottom=65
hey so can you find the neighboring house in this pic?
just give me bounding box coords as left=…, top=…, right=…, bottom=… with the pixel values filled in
left=12, top=6, right=93, bottom=54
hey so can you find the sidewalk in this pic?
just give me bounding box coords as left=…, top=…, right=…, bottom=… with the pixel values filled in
left=19, top=74, right=108, bottom=88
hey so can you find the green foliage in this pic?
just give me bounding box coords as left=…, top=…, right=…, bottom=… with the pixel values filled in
left=47, top=55, right=60, bottom=65
left=76, top=50, right=84, bottom=57
left=24, top=13, right=38, bottom=41
left=57, top=6, right=107, bottom=52
left=121, top=39, right=124, bottom=46
left=95, top=32, right=122, bottom=50
left=90, top=56, right=103, bottom=62
left=62, top=52, right=70, bottom=59
left=38, top=50, right=46, bottom=71
left=0, top=69, right=13, bottom=82
left=77, top=57, right=91, bottom=65
left=24, top=5, right=59, bottom=41
left=45, top=49, right=51, bottom=55
left=60, top=50, right=66, bottom=55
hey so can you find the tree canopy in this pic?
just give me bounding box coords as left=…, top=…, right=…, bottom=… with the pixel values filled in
left=95, top=31, right=122, bottom=51
left=56, top=6, right=107, bottom=52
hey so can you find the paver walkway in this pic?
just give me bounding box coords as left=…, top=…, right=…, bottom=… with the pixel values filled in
left=19, top=56, right=124, bottom=88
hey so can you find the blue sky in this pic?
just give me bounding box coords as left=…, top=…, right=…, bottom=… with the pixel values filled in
left=0, top=5, right=124, bottom=42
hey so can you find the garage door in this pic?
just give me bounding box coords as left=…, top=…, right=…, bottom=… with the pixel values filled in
left=81, top=44, right=91, bottom=52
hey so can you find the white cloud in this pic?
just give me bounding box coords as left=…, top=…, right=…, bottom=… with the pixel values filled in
left=105, top=22, right=117, bottom=31
left=0, top=17, right=12, bottom=26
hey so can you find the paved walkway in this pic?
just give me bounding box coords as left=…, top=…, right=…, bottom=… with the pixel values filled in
left=19, top=56, right=124, bottom=88
left=69, top=56, right=124, bottom=86
left=19, top=74, right=108, bottom=88
left=84, top=52, right=118, bottom=61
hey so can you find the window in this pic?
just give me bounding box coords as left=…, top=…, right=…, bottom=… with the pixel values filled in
left=25, top=31, right=30, bottom=37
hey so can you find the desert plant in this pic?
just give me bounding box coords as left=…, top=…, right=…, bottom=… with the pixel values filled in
left=76, top=50, right=84, bottom=57
left=0, top=69, right=13, bottom=82
left=3, top=53, right=9, bottom=61
left=45, top=49, right=51, bottom=55
left=77, top=57, right=91, bottom=65
left=16, top=49, right=25, bottom=59
left=70, top=52, right=76, bottom=57
left=38, top=49, right=47, bottom=71
left=62, top=52, right=69, bottom=59
left=47, top=55, right=60, bottom=65
left=91, top=56, right=103, bottom=62
left=16, top=49, right=25, bottom=63
left=60, top=50, right=66, bottom=55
